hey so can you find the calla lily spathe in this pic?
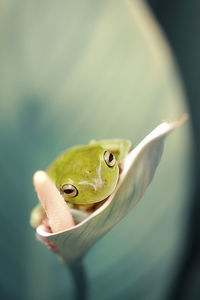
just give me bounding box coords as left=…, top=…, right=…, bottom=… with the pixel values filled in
left=36, top=117, right=187, bottom=265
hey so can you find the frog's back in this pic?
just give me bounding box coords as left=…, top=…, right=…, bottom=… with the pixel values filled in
left=47, top=145, right=86, bottom=182
left=47, top=144, right=105, bottom=183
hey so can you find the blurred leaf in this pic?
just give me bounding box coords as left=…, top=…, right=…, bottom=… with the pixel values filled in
left=0, top=1, right=191, bottom=300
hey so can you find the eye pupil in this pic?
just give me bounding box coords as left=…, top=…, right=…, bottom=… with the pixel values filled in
left=104, top=151, right=116, bottom=167
left=64, top=189, right=74, bottom=194
left=109, top=153, right=114, bottom=162
left=61, top=184, right=78, bottom=197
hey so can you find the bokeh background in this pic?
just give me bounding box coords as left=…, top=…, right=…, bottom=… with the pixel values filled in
left=0, top=0, right=198, bottom=299
left=148, top=1, right=200, bottom=299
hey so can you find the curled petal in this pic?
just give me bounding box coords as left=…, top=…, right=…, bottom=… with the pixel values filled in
left=36, top=117, right=187, bottom=265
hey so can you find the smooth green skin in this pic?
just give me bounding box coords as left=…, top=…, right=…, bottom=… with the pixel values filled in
left=30, top=139, right=131, bottom=227
left=47, top=139, right=131, bottom=205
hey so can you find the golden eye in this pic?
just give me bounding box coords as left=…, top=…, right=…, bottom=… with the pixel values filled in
left=104, top=151, right=116, bottom=167
left=61, top=184, right=78, bottom=197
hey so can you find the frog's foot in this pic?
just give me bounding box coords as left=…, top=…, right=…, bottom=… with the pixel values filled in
left=43, top=237, right=60, bottom=253
left=36, top=233, right=60, bottom=253
left=30, top=204, right=46, bottom=228
left=36, top=217, right=60, bottom=253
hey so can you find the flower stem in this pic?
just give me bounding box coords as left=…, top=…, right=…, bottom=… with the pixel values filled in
left=69, top=259, right=88, bottom=300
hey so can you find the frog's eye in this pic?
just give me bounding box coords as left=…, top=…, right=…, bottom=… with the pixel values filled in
left=61, top=184, right=78, bottom=197
left=104, top=151, right=116, bottom=167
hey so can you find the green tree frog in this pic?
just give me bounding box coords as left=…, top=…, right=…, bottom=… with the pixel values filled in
left=30, top=139, right=131, bottom=228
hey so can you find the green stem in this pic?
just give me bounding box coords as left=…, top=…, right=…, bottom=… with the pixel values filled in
left=69, top=259, right=88, bottom=300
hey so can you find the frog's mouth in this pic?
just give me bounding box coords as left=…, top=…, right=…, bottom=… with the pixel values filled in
left=71, top=163, right=123, bottom=215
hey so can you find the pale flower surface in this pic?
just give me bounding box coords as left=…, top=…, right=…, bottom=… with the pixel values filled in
left=36, top=117, right=187, bottom=265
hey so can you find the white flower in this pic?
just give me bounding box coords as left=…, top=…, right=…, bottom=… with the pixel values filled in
left=34, top=116, right=187, bottom=265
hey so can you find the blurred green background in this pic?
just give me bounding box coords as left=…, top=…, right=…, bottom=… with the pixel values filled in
left=148, top=1, right=200, bottom=299
left=0, top=1, right=192, bottom=299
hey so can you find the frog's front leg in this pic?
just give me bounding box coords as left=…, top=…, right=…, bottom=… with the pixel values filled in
left=30, top=203, right=46, bottom=228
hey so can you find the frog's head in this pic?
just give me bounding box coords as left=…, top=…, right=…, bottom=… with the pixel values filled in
left=48, top=145, right=119, bottom=205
